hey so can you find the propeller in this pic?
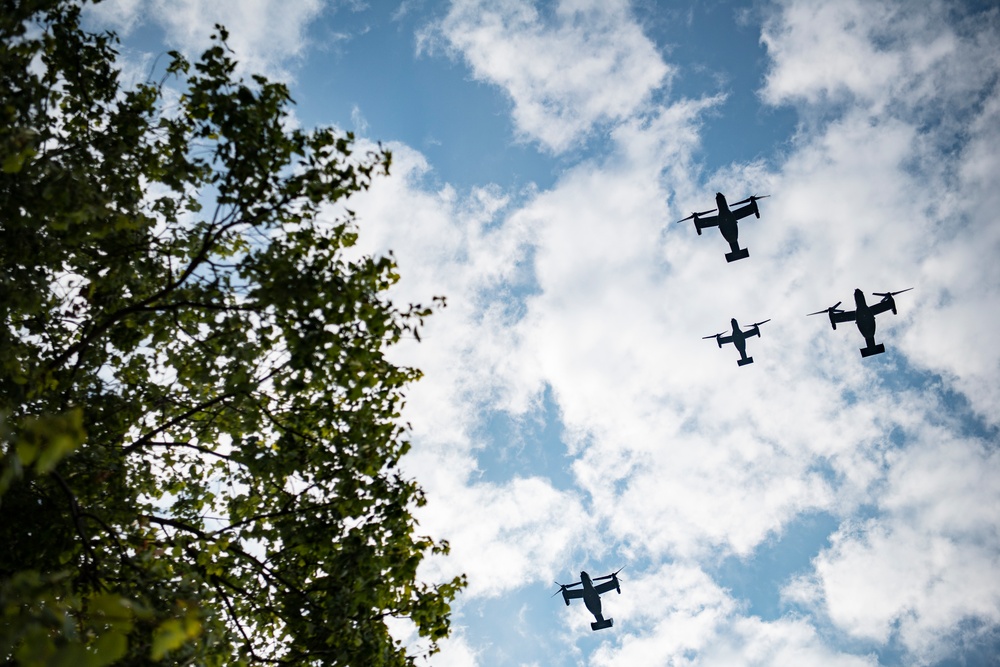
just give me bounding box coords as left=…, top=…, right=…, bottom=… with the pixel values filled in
left=592, top=566, right=625, bottom=582
left=751, top=319, right=771, bottom=328
left=552, top=580, right=582, bottom=596
left=702, top=332, right=725, bottom=340
left=676, top=208, right=716, bottom=223
left=732, top=194, right=770, bottom=206
left=872, top=288, right=913, bottom=299
left=807, top=302, right=842, bottom=316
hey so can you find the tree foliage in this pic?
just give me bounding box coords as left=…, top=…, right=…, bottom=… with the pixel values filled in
left=0, top=1, right=463, bottom=664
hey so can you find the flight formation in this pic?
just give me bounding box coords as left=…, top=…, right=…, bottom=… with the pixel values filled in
left=557, top=192, right=912, bottom=631
left=679, top=191, right=912, bottom=365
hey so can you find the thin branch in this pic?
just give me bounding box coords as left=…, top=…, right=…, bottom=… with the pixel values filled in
left=50, top=471, right=101, bottom=585
left=121, top=387, right=245, bottom=456
left=144, top=514, right=309, bottom=602
left=144, top=440, right=243, bottom=464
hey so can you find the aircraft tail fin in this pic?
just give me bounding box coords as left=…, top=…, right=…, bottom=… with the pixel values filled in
left=591, top=618, right=613, bottom=631
left=725, top=248, right=749, bottom=262
left=860, top=344, right=886, bottom=358
left=737, top=357, right=754, bottom=367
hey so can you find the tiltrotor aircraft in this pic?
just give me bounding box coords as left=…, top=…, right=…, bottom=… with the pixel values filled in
left=808, top=288, right=912, bottom=357
left=703, top=318, right=770, bottom=366
left=554, top=568, right=623, bottom=631
left=676, top=192, right=769, bottom=262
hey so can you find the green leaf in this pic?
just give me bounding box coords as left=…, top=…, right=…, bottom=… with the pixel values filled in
left=88, top=631, right=127, bottom=667
left=150, top=619, right=186, bottom=661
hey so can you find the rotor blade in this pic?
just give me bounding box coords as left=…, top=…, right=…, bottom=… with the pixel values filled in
left=702, top=332, right=724, bottom=340
left=675, top=208, right=717, bottom=223
left=752, top=319, right=771, bottom=327
left=807, top=302, right=841, bottom=316
left=552, top=580, right=582, bottom=596
left=732, top=194, right=770, bottom=206
left=872, top=287, right=913, bottom=298
left=592, top=567, right=626, bottom=581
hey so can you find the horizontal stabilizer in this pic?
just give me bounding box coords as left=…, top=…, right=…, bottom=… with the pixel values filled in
left=737, top=357, right=754, bottom=367
left=860, top=343, right=886, bottom=358
left=725, top=248, right=750, bottom=263
left=591, top=618, right=614, bottom=631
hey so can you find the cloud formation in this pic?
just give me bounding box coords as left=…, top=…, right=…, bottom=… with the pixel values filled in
left=422, top=0, right=671, bottom=153
left=87, top=0, right=326, bottom=79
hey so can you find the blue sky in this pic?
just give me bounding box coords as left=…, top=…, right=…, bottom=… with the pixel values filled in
left=88, top=1, right=1000, bottom=665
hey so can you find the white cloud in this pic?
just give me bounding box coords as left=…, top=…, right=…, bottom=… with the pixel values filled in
left=752, top=4, right=1000, bottom=661
left=760, top=0, right=999, bottom=116
left=590, top=564, right=877, bottom=666
left=89, top=0, right=327, bottom=80
left=758, top=1, right=1000, bottom=424
left=785, top=432, right=1000, bottom=663
left=326, top=142, right=593, bottom=599
left=760, top=0, right=903, bottom=110
left=422, top=0, right=671, bottom=153
left=84, top=0, right=147, bottom=35
left=153, top=0, right=326, bottom=78
left=696, top=616, right=879, bottom=667
left=588, top=565, right=737, bottom=665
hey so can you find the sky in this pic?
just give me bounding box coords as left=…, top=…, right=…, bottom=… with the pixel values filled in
left=84, top=1, right=1000, bottom=665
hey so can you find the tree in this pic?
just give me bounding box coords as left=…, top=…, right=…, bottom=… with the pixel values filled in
left=0, top=1, right=464, bottom=664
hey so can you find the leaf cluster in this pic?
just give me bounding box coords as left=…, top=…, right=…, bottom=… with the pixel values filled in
left=0, top=2, right=464, bottom=664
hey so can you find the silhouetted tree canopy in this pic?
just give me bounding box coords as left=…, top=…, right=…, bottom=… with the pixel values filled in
left=0, top=1, right=463, bottom=664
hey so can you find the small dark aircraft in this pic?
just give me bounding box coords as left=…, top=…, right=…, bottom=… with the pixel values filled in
left=808, top=288, right=912, bottom=357
left=676, top=192, right=769, bottom=262
left=703, top=318, right=770, bottom=366
left=554, top=568, right=623, bottom=631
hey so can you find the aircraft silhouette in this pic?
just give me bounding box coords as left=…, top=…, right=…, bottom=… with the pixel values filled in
left=808, top=288, right=912, bottom=357
left=703, top=318, right=770, bottom=366
left=554, top=568, right=623, bottom=631
left=676, top=192, right=769, bottom=262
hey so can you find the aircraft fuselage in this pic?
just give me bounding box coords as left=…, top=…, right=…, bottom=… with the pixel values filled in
left=729, top=318, right=750, bottom=361
left=579, top=572, right=605, bottom=621
left=715, top=193, right=741, bottom=249
left=853, top=289, right=878, bottom=347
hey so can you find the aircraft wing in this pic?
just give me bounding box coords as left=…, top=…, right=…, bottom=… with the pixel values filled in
left=718, top=334, right=735, bottom=345
left=694, top=214, right=720, bottom=229
left=731, top=203, right=757, bottom=221
left=831, top=309, right=857, bottom=324
left=868, top=300, right=894, bottom=316
left=562, top=587, right=585, bottom=600
left=593, top=579, right=619, bottom=595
